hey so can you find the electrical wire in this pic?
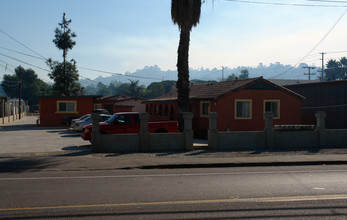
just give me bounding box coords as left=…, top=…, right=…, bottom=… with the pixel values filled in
left=0, top=28, right=47, bottom=60
left=307, top=0, right=347, bottom=3
left=225, top=0, right=347, bottom=7
left=0, top=53, right=51, bottom=72
left=0, top=46, right=46, bottom=60
left=270, top=8, right=347, bottom=79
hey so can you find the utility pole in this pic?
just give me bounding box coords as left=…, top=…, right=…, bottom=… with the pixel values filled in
left=302, top=66, right=316, bottom=80
left=221, top=66, right=225, bottom=81
left=18, top=66, right=22, bottom=119
left=320, top=52, right=326, bottom=82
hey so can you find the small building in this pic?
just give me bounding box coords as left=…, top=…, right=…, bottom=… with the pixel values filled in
left=285, top=80, right=347, bottom=129
left=94, top=95, right=146, bottom=114
left=144, top=77, right=305, bottom=137
left=39, top=95, right=101, bottom=127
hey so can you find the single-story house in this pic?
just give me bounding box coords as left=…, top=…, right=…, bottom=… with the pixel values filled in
left=144, top=77, right=305, bottom=137
left=39, top=94, right=147, bottom=127
left=285, top=80, right=347, bottom=129
left=39, top=95, right=101, bottom=127
left=94, top=95, right=146, bottom=114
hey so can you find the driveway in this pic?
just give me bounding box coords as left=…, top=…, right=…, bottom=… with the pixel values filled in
left=0, top=116, right=90, bottom=154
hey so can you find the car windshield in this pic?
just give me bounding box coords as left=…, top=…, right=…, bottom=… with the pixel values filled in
left=107, top=114, right=119, bottom=124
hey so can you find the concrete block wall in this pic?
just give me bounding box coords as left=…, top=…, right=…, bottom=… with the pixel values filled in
left=326, top=130, right=347, bottom=147
left=208, top=111, right=347, bottom=151
left=91, top=112, right=193, bottom=153
left=101, top=134, right=140, bottom=153
left=216, top=131, right=266, bottom=150
left=274, top=130, right=318, bottom=150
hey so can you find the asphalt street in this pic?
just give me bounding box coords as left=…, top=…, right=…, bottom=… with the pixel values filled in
left=1, top=116, right=347, bottom=219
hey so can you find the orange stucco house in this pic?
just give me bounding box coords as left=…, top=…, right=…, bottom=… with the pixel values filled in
left=39, top=95, right=102, bottom=127
left=144, top=77, right=305, bottom=138
left=39, top=94, right=146, bottom=127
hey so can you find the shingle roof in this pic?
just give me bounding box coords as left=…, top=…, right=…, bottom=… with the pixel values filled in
left=96, top=94, right=131, bottom=102
left=144, top=77, right=304, bottom=103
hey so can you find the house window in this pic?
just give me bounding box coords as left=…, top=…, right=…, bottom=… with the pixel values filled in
left=57, top=101, right=77, bottom=113
left=94, top=104, right=101, bottom=109
left=235, top=99, right=252, bottom=119
left=200, top=101, right=210, bottom=117
left=264, top=100, right=280, bottom=119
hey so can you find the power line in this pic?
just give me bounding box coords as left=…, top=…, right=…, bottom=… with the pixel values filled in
left=0, top=52, right=51, bottom=72
left=307, top=0, right=347, bottom=3
left=0, top=28, right=47, bottom=60
left=0, top=46, right=46, bottom=60
left=270, top=8, right=347, bottom=79
left=225, top=0, right=347, bottom=7
left=78, top=66, right=162, bottom=81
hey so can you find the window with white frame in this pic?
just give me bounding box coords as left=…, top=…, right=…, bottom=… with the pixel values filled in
left=264, top=100, right=280, bottom=119
left=200, top=101, right=210, bottom=117
left=57, top=101, right=77, bottom=113
left=235, top=99, right=252, bottom=119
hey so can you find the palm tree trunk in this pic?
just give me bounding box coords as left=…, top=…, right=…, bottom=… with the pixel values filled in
left=176, top=24, right=191, bottom=131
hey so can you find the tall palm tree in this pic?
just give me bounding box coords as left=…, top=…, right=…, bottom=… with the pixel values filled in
left=171, top=0, right=202, bottom=131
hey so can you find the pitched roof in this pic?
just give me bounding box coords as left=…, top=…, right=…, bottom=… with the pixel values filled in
left=96, top=94, right=131, bottom=102
left=144, top=77, right=304, bottom=103
left=96, top=94, right=147, bottom=102
left=269, top=79, right=320, bottom=86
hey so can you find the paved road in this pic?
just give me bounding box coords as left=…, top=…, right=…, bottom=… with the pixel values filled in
left=1, top=165, right=347, bottom=219
left=0, top=116, right=90, bottom=154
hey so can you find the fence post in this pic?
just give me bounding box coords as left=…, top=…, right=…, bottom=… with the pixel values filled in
left=315, top=111, right=326, bottom=147
left=91, top=113, right=101, bottom=153
left=264, top=113, right=274, bottom=149
left=183, top=112, right=193, bottom=151
left=140, top=112, right=151, bottom=152
left=208, top=112, right=219, bottom=150
left=1, top=99, right=3, bottom=124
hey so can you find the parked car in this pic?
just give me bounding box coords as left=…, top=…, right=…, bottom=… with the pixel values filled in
left=81, top=112, right=178, bottom=141
left=92, top=109, right=110, bottom=115
left=70, top=114, right=91, bottom=128
left=70, top=114, right=111, bottom=131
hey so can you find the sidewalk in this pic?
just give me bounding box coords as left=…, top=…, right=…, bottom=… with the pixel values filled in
left=1, top=148, right=347, bottom=172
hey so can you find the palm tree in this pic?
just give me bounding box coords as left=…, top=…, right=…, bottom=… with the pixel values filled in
left=171, top=0, right=202, bottom=131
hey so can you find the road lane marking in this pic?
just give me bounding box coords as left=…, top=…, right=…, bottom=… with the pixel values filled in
left=229, top=194, right=347, bottom=202
left=0, top=169, right=346, bottom=181
left=1, top=194, right=347, bottom=212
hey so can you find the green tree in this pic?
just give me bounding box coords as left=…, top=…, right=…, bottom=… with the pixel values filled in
left=239, top=69, right=249, bottom=79
left=47, top=13, right=82, bottom=96
left=123, top=80, right=145, bottom=97
left=146, top=82, right=165, bottom=98
left=325, top=57, right=347, bottom=80
left=1, top=66, right=52, bottom=110
left=171, top=0, right=202, bottom=130
left=96, top=82, right=111, bottom=96
left=226, top=73, right=237, bottom=81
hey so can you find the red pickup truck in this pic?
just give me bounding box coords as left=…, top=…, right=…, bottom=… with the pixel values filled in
left=81, top=112, right=178, bottom=141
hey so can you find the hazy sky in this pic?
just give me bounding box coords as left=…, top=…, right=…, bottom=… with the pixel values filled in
left=1, top=0, right=347, bottom=82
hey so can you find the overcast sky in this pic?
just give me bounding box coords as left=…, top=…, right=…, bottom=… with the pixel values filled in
left=1, top=0, right=347, bottom=82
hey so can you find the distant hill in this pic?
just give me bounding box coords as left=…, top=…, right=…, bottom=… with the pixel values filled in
left=79, top=62, right=321, bottom=87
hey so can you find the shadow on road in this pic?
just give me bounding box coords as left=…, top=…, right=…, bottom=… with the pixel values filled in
left=0, top=157, right=59, bottom=173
